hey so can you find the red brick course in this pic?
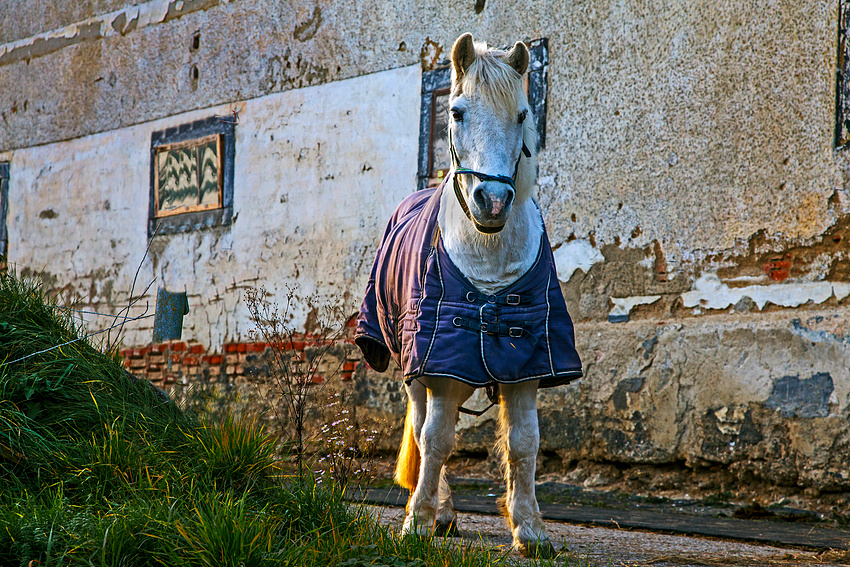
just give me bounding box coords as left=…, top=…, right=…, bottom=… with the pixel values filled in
left=121, top=336, right=360, bottom=391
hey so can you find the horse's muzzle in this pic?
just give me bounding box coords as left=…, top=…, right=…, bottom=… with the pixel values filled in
left=471, top=182, right=514, bottom=229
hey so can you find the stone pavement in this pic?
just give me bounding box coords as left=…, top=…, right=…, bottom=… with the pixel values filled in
left=365, top=504, right=850, bottom=566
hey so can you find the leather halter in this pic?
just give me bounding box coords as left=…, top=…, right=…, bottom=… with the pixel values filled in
left=449, top=128, right=531, bottom=234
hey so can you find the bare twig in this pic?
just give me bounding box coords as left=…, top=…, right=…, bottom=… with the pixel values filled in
left=107, top=224, right=159, bottom=351
left=244, top=286, right=349, bottom=483
left=0, top=311, right=155, bottom=368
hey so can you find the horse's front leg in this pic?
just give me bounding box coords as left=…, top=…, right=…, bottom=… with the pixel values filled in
left=402, top=377, right=472, bottom=537
left=498, top=380, right=555, bottom=558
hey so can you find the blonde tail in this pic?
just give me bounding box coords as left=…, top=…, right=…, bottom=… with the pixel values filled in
left=394, top=399, right=420, bottom=492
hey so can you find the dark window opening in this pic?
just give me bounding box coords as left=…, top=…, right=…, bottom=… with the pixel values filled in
left=837, top=0, right=850, bottom=148
left=149, top=116, right=235, bottom=236
left=417, top=38, right=549, bottom=191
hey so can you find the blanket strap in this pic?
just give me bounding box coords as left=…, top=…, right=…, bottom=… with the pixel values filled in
left=451, top=316, right=538, bottom=346
left=459, top=383, right=500, bottom=417
left=462, top=287, right=533, bottom=306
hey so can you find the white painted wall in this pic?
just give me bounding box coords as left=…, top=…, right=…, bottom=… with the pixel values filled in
left=5, top=64, right=421, bottom=348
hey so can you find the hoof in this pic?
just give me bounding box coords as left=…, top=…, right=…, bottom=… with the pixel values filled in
left=433, top=519, right=460, bottom=537
left=401, top=515, right=434, bottom=539
left=516, top=540, right=557, bottom=559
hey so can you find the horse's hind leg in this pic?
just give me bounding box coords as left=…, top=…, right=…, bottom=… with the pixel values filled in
left=434, top=467, right=459, bottom=536
left=401, top=378, right=472, bottom=537
left=498, top=380, right=555, bottom=558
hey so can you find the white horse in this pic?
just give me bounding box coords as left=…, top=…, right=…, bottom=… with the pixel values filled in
left=356, top=33, right=581, bottom=558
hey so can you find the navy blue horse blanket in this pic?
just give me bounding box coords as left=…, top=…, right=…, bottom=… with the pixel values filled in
left=355, top=182, right=582, bottom=388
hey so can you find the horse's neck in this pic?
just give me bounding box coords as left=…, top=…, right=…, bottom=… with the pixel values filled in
left=438, top=188, right=543, bottom=295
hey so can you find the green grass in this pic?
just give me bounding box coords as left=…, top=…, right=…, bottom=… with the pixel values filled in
left=0, top=272, right=588, bottom=566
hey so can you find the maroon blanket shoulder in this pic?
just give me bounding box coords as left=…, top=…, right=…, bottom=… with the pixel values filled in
left=355, top=182, right=582, bottom=388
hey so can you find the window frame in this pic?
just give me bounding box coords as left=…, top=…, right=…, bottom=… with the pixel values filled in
left=149, top=116, right=235, bottom=237
left=837, top=0, right=850, bottom=148
left=417, top=38, right=549, bottom=191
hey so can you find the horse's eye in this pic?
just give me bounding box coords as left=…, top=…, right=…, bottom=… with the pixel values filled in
left=518, top=109, right=528, bottom=124
left=451, top=109, right=464, bottom=122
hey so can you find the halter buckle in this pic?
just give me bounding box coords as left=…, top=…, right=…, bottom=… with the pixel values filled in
left=506, top=294, right=521, bottom=305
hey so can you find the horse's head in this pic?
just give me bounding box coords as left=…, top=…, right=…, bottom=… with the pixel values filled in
left=449, top=33, right=536, bottom=234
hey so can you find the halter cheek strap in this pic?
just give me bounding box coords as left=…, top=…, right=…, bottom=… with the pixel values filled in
left=449, top=128, right=531, bottom=234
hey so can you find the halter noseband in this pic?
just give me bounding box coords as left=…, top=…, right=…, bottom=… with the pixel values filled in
left=449, top=128, right=532, bottom=234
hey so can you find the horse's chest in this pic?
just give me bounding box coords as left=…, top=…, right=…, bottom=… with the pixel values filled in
left=443, top=241, right=539, bottom=296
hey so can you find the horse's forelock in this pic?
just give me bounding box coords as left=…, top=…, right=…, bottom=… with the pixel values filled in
left=455, top=45, right=525, bottom=116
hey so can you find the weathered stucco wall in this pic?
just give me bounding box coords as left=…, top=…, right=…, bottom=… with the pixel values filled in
left=4, top=64, right=420, bottom=347
left=2, top=0, right=850, bottom=492
left=2, top=0, right=847, bottom=301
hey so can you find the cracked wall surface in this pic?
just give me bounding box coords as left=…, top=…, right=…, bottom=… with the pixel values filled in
left=2, top=0, right=850, bottom=489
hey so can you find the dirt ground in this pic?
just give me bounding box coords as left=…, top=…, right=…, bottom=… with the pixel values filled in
left=365, top=504, right=850, bottom=566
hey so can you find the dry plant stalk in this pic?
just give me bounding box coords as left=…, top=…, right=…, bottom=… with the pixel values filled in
left=315, top=389, right=384, bottom=489
left=244, top=285, right=347, bottom=482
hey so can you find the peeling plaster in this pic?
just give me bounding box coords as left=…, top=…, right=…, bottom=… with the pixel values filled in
left=608, top=295, right=661, bottom=323
left=552, top=239, right=604, bottom=282
left=681, top=273, right=850, bottom=311
left=0, top=0, right=221, bottom=66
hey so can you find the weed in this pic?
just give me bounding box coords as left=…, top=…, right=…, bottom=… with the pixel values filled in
left=315, top=389, right=384, bottom=489
left=244, top=285, right=348, bottom=482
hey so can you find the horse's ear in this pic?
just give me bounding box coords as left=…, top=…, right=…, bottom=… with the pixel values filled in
left=504, top=41, right=529, bottom=76
left=452, top=33, right=476, bottom=80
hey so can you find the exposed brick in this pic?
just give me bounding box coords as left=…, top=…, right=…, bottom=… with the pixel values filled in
left=247, top=342, right=267, bottom=353
left=148, top=354, right=165, bottom=365
left=224, top=343, right=239, bottom=353
left=340, top=371, right=353, bottom=382
left=183, top=356, right=199, bottom=366
left=343, top=361, right=357, bottom=372
left=187, top=366, right=200, bottom=376
left=311, top=374, right=324, bottom=384
left=170, top=353, right=182, bottom=363
left=150, top=344, right=165, bottom=354
left=189, top=344, right=205, bottom=355
left=237, top=343, right=248, bottom=353
left=147, top=370, right=163, bottom=381
left=207, top=366, right=221, bottom=376
left=147, top=364, right=161, bottom=372
left=129, top=358, right=146, bottom=369
left=122, top=359, right=131, bottom=368
left=168, top=341, right=187, bottom=352
left=225, top=353, right=239, bottom=364
left=203, top=355, right=223, bottom=365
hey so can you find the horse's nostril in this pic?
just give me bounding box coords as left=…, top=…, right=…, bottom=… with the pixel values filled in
left=473, top=188, right=489, bottom=212
left=504, top=191, right=514, bottom=209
